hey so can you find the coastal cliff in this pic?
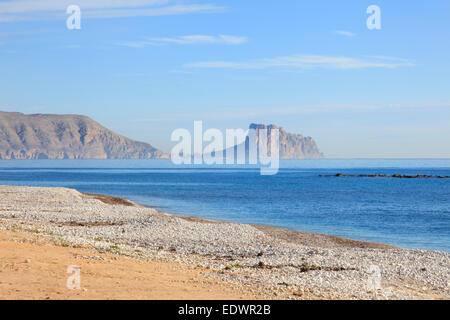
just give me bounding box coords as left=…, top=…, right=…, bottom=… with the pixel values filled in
left=240, top=123, right=322, bottom=159
left=248, top=123, right=323, bottom=159
left=0, top=111, right=167, bottom=159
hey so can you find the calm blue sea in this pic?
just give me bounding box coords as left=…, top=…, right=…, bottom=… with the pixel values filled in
left=0, top=159, right=449, bottom=252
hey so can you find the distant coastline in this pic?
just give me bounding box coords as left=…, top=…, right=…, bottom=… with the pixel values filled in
left=320, top=173, right=450, bottom=179
left=0, top=111, right=322, bottom=160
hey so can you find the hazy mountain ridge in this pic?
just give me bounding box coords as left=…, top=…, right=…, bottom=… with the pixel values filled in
left=0, top=111, right=167, bottom=159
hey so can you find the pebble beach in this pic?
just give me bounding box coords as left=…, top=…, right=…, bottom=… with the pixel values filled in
left=0, top=185, right=448, bottom=300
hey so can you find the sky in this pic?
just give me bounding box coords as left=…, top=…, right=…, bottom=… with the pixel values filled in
left=0, top=0, right=449, bottom=158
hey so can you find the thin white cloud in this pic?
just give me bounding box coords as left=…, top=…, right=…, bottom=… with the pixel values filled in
left=0, top=0, right=225, bottom=22
left=83, top=4, right=225, bottom=19
left=366, top=55, right=412, bottom=63
left=0, top=1, right=167, bottom=13
left=185, top=55, right=415, bottom=70
left=333, top=30, right=356, bottom=37
left=119, top=34, right=247, bottom=48
left=130, top=102, right=450, bottom=122
left=387, top=102, right=450, bottom=109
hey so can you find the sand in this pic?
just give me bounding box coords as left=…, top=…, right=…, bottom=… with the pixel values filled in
left=0, top=230, right=259, bottom=300
left=0, top=185, right=448, bottom=300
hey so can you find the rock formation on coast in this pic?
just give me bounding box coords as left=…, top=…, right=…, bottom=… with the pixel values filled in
left=0, top=111, right=167, bottom=159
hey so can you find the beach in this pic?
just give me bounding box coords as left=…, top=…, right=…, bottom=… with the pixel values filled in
left=0, top=185, right=448, bottom=300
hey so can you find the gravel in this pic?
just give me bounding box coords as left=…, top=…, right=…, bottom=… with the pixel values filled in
left=0, top=185, right=448, bottom=300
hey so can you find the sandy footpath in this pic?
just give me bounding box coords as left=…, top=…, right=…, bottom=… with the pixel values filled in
left=0, top=230, right=260, bottom=300
left=0, top=185, right=448, bottom=300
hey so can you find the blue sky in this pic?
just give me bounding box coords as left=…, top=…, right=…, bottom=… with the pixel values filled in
left=1, top=0, right=449, bottom=157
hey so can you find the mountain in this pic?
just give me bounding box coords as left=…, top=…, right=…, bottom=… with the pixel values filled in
left=248, top=123, right=323, bottom=159
left=220, top=124, right=323, bottom=160
left=0, top=111, right=167, bottom=159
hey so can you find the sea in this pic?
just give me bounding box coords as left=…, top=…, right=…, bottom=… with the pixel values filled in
left=0, top=159, right=449, bottom=252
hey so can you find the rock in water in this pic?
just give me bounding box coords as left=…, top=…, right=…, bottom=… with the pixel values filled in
left=0, top=111, right=168, bottom=159
left=247, top=123, right=323, bottom=159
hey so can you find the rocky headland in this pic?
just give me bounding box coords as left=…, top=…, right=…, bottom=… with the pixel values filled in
left=0, top=111, right=167, bottom=159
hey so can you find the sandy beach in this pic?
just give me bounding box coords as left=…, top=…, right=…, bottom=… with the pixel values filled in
left=0, top=185, right=448, bottom=300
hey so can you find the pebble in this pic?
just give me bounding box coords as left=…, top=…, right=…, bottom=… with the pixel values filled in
left=0, top=185, right=449, bottom=300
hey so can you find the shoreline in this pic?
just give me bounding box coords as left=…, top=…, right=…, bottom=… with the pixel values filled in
left=0, top=185, right=448, bottom=300
left=86, top=192, right=397, bottom=250
left=82, top=191, right=397, bottom=250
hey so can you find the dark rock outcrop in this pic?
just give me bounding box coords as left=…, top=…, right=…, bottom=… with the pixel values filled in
left=319, top=173, right=450, bottom=179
